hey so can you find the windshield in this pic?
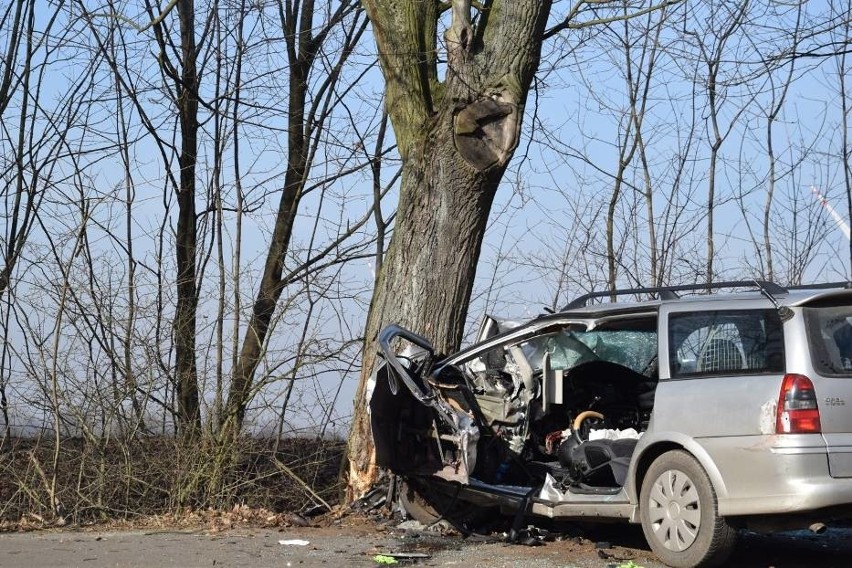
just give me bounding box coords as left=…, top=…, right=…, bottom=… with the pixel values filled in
left=521, top=329, right=657, bottom=376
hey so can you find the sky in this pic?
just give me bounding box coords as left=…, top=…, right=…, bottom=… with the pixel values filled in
left=2, top=0, right=850, bottom=437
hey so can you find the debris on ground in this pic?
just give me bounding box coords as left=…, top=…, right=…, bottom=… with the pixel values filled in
left=301, top=504, right=327, bottom=518
left=395, top=520, right=426, bottom=531
left=506, top=525, right=554, bottom=546
left=383, top=552, right=431, bottom=560
left=610, top=561, right=645, bottom=568
left=352, top=479, right=392, bottom=513
left=278, top=539, right=310, bottom=546
left=372, top=551, right=431, bottom=565
left=396, top=518, right=457, bottom=534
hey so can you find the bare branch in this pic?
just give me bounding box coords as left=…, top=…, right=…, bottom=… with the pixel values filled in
left=544, top=0, right=684, bottom=39
left=85, top=0, right=180, bottom=34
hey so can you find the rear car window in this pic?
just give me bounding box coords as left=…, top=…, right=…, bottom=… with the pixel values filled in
left=668, top=309, right=784, bottom=378
left=804, top=305, right=852, bottom=377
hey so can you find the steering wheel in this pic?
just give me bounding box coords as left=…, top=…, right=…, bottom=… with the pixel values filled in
left=572, top=410, right=605, bottom=444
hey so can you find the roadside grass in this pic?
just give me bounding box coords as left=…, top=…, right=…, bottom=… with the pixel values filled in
left=0, top=436, right=345, bottom=529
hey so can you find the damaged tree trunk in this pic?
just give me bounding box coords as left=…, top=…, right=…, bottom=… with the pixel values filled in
left=347, top=0, right=552, bottom=498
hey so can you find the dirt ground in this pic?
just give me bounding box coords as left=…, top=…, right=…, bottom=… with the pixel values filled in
left=2, top=513, right=852, bottom=568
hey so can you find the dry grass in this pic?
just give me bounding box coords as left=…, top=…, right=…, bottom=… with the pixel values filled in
left=0, top=435, right=345, bottom=529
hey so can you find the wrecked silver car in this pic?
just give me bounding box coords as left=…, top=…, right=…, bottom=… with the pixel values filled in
left=368, top=282, right=852, bottom=568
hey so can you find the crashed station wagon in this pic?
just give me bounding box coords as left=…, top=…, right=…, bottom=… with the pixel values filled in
left=368, top=281, right=852, bottom=568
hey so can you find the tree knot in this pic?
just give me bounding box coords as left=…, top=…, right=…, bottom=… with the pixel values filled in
left=453, top=97, right=518, bottom=171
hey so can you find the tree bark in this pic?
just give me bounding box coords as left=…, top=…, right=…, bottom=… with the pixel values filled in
left=347, top=0, right=552, bottom=499
left=173, top=0, right=201, bottom=434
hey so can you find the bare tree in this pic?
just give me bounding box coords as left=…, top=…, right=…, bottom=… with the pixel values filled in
left=170, top=0, right=203, bottom=434
left=0, top=0, right=47, bottom=440
left=759, top=7, right=801, bottom=282
left=834, top=1, right=852, bottom=271
left=2, top=0, right=852, bottom=524
left=682, top=0, right=757, bottom=287
left=221, top=0, right=367, bottom=442
left=599, top=3, right=669, bottom=291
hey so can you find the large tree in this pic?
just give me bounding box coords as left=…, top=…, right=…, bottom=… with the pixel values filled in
left=346, top=0, right=678, bottom=497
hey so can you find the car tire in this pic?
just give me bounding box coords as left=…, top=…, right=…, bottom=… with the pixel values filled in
left=397, top=478, right=495, bottom=530
left=397, top=478, right=446, bottom=525
left=639, top=450, right=736, bottom=568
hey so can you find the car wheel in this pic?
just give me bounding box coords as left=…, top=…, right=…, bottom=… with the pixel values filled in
left=397, top=478, right=447, bottom=525
left=639, top=450, right=736, bottom=568
left=397, top=478, right=495, bottom=530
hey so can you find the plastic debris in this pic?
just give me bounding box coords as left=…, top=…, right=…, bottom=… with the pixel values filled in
left=301, top=504, right=326, bottom=518
left=507, top=525, right=553, bottom=546
left=278, top=539, right=310, bottom=546
left=372, top=552, right=431, bottom=563
left=396, top=520, right=427, bottom=531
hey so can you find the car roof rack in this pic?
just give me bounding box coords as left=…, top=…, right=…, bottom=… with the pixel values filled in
left=563, top=280, right=788, bottom=310
left=786, top=281, right=852, bottom=291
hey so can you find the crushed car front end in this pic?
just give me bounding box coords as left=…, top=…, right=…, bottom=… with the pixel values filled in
left=367, top=309, right=661, bottom=523
left=369, top=325, right=480, bottom=485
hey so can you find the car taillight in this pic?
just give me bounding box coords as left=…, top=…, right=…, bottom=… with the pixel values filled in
left=776, top=374, right=821, bottom=434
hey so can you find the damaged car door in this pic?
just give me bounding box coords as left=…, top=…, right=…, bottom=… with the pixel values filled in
left=369, top=325, right=480, bottom=483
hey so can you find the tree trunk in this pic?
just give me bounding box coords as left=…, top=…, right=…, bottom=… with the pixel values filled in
left=174, top=0, right=201, bottom=434
left=347, top=0, right=552, bottom=499
left=347, top=123, right=507, bottom=498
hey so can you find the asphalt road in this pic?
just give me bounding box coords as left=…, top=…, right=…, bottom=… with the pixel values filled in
left=1, top=521, right=851, bottom=568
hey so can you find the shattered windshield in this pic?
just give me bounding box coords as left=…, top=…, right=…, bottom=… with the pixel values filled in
left=521, top=329, right=657, bottom=376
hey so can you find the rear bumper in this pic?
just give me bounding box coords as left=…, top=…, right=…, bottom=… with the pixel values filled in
left=720, top=476, right=852, bottom=517
left=699, top=435, right=852, bottom=517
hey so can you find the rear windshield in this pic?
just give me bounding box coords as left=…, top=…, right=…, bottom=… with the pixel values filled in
left=804, top=305, right=852, bottom=377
